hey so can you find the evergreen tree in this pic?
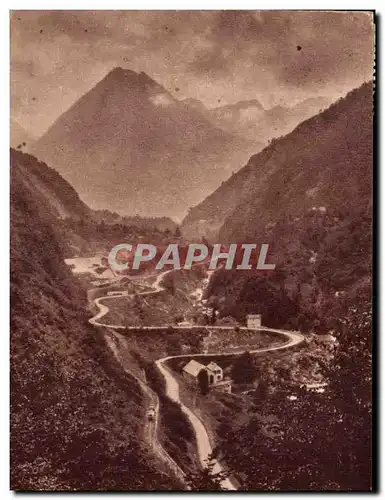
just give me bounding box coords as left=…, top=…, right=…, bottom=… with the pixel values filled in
left=197, top=369, right=210, bottom=396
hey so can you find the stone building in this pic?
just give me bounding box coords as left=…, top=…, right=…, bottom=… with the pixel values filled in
left=246, top=314, right=262, bottom=329
left=182, top=359, right=231, bottom=394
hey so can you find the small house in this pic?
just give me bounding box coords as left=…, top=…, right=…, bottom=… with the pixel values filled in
left=182, top=360, right=206, bottom=385
left=182, top=360, right=231, bottom=394
left=206, top=361, right=223, bottom=384
left=246, top=314, right=262, bottom=329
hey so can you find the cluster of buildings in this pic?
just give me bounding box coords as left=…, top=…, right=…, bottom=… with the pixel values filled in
left=181, top=314, right=263, bottom=395
left=182, top=359, right=232, bottom=394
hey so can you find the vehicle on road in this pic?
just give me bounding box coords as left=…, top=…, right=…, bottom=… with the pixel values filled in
left=147, top=406, right=155, bottom=422
left=177, top=321, right=192, bottom=326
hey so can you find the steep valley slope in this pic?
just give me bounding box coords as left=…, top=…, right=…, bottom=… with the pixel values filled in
left=183, top=82, right=373, bottom=332
left=10, top=148, right=180, bottom=490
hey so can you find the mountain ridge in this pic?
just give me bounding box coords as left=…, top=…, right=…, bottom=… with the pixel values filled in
left=183, top=81, right=372, bottom=339
left=182, top=81, right=372, bottom=242
left=183, top=94, right=331, bottom=143
left=11, top=148, right=90, bottom=220
left=11, top=146, right=180, bottom=490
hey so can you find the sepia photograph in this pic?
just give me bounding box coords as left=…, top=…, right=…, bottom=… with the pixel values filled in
left=10, top=9, right=374, bottom=492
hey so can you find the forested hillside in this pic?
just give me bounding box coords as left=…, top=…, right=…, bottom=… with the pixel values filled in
left=183, top=82, right=372, bottom=241
left=10, top=149, right=178, bottom=490
left=186, top=82, right=373, bottom=334
left=217, top=303, right=372, bottom=490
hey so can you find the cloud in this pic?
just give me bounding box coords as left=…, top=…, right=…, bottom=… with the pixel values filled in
left=149, top=93, right=176, bottom=107
left=188, top=11, right=374, bottom=87
left=10, top=10, right=374, bottom=136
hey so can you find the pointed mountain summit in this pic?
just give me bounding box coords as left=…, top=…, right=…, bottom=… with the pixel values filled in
left=100, top=67, right=167, bottom=94
left=34, top=68, right=259, bottom=218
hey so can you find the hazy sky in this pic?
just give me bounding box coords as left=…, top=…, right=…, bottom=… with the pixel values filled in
left=11, top=10, right=374, bottom=137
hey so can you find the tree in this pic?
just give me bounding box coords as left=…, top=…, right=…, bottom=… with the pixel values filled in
left=197, top=368, right=210, bottom=396
left=167, top=330, right=181, bottom=356
left=164, top=274, right=176, bottom=296
left=185, top=456, right=231, bottom=491
left=231, top=351, right=259, bottom=385
left=254, top=379, right=270, bottom=401
left=132, top=291, right=145, bottom=323
left=207, top=295, right=220, bottom=325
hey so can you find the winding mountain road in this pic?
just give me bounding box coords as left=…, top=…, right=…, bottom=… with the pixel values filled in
left=104, top=330, right=185, bottom=480
left=88, top=268, right=304, bottom=490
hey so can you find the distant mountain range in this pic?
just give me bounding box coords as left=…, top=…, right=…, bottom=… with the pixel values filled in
left=20, top=67, right=331, bottom=220
left=183, top=96, right=331, bottom=143
left=92, top=208, right=176, bottom=232
left=33, top=67, right=261, bottom=219
left=182, top=82, right=372, bottom=242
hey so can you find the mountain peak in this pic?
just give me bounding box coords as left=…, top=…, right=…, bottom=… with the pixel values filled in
left=100, top=67, right=165, bottom=94
left=104, top=66, right=138, bottom=81
left=110, top=66, right=124, bottom=74
left=34, top=66, right=258, bottom=218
